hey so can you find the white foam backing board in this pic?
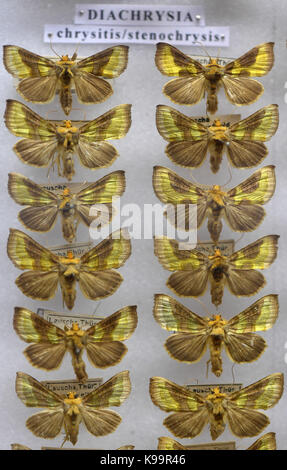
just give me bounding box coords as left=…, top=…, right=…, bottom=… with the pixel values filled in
left=0, top=0, right=286, bottom=450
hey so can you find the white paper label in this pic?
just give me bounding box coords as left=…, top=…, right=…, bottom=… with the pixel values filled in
left=42, top=378, right=103, bottom=397
left=37, top=307, right=103, bottom=329
left=74, top=4, right=205, bottom=26
left=44, top=24, right=229, bottom=47
left=186, top=383, right=242, bottom=395
left=49, top=241, right=92, bottom=257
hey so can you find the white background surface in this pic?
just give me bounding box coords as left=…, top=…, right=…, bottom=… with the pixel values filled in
left=0, top=0, right=286, bottom=450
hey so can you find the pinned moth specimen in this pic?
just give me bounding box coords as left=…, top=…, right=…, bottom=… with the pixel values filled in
left=150, top=373, right=283, bottom=440
left=3, top=45, right=129, bottom=115
left=13, top=305, right=138, bottom=383
left=16, top=370, right=131, bottom=445
left=155, top=42, right=274, bottom=114
left=7, top=228, right=131, bottom=310
left=153, top=294, right=278, bottom=377
left=4, top=100, right=131, bottom=180
left=156, top=105, right=278, bottom=173
left=157, top=432, right=277, bottom=450
left=153, top=165, right=276, bottom=242
left=8, top=171, right=126, bottom=243
left=154, top=235, right=279, bottom=306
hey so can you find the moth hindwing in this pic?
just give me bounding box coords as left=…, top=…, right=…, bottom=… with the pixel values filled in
left=7, top=228, right=131, bottom=310
left=3, top=45, right=129, bottom=115
left=5, top=99, right=131, bottom=180
left=155, top=42, right=274, bottom=114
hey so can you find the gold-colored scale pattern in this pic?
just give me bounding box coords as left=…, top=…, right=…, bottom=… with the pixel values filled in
left=4, top=44, right=137, bottom=449
left=151, top=42, right=283, bottom=449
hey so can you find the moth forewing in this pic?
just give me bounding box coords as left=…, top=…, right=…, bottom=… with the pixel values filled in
left=149, top=373, right=283, bottom=440
left=154, top=235, right=279, bottom=306
left=7, top=228, right=131, bottom=309
left=155, top=42, right=274, bottom=113
left=13, top=305, right=137, bottom=382
left=5, top=100, right=131, bottom=180
left=3, top=45, right=129, bottom=115
left=16, top=371, right=131, bottom=445
left=246, top=432, right=277, bottom=450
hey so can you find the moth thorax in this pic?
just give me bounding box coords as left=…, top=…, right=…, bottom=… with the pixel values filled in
left=209, top=125, right=228, bottom=142
left=57, top=122, right=78, bottom=135
left=67, top=322, right=85, bottom=338
left=208, top=314, right=227, bottom=331
left=205, top=59, right=223, bottom=77
left=208, top=185, right=226, bottom=206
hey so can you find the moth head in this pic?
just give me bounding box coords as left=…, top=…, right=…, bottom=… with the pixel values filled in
left=64, top=120, right=72, bottom=128
left=64, top=392, right=82, bottom=408
left=209, top=248, right=223, bottom=259
left=67, top=250, right=75, bottom=260
left=72, top=322, right=80, bottom=331
left=213, top=119, right=222, bottom=127
left=207, top=387, right=226, bottom=401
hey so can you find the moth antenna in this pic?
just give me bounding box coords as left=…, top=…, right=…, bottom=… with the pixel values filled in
left=234, top=232, right=245, bottom=247
left=93, top=301, right=102, bottom=315
left=189, top=169, right=199, bottom=185
left=222, top=164, right=233, bottom=187
left=194, top=41, right=212, bottom=61
left=48, top=35, right=62, bottom=59
left=216, top=47, right=221, bottom=61
left=78, top=180, right=88, bottom=192
left=192, top=297, right=211, bottom=317
left=72, top=42, right=81, bottom=60
left=189, top=170, right=210, bottom=191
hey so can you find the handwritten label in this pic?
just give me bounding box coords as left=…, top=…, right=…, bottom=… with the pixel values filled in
left=186, top=383, right=242, bottom=395
left=180, top=239, right=235, bottom=257
left=37, top=307, right=103, bottom=329
left=74, top=4, right=205, bottom=26
left=49, top=241, right=92, bottom=257
left=41, top=378, right=103, bottom=397
left=41, top=181, right=91, bottom=194
left=44, top=25, right=229, bottom=47
left=192, top=114, right=241, bottom=127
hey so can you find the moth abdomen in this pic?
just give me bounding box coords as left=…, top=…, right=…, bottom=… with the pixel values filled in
left=210, top=275, right=225, bottom=307
left=63, top=152, right=75, bottom=181
left=208, top=218, right=223, bottom=243
left=209, top=140, right=224, bottom=173
left=60, top=84, right=73, bottom=116
left=209, top=335, right=223, bottom=377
